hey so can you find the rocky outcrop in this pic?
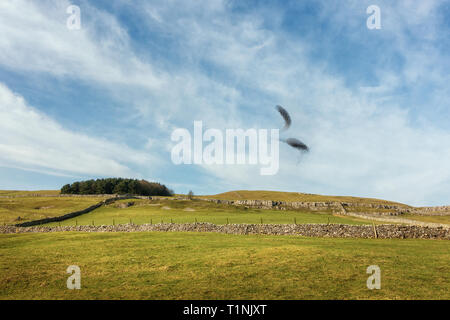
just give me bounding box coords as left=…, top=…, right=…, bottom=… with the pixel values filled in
left=2, top=223, right=449, bottom=240
left=201, top=198, right=410, bottom=213
left=202, top=198, right=450, bottom=217
left=203, top=199, right=345, bottom=211
left=403, top=206, right=450, bottom=216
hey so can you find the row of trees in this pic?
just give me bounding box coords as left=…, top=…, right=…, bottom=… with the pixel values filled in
left=61, top=178, right=174, bottom=196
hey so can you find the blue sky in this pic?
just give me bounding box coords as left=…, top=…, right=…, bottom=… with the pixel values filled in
left=0, top=0, right=449, bottom=205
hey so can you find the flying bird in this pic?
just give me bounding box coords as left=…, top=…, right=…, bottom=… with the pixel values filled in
left=276, top=105, right=291, bottom=131
left=281, top=138, right=309, bottom=152
left=274, top=105, right=310, bottom=155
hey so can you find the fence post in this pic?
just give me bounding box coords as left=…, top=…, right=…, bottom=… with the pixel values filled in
left=260, top=217, right=263, bottom=224
left=294, top=217, right=297, bottom=225
left=227, top=218, right=229, bottom=225
left=372, top=222, right=378, bottom=239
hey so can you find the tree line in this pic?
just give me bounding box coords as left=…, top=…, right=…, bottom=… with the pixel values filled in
left=61, top=178, right=174, bottom=196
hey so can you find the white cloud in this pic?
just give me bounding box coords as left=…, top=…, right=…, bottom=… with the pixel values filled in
left=0, top=83, right=155, bottom=177
left=0, top=0, right=247, bottom=130
left=0, top=0, right=164, bottom=89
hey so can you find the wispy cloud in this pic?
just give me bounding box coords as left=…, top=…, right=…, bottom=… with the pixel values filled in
left=0, top=0, right=164, bottom=88
left=0, top=83, right=155, bottom=177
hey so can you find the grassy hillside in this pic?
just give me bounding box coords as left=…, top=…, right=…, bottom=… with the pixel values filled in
left=203, top=190, right=409, bottom=206
left=0, top=196, right=107, bottom=225
left=0, top=190, right=421, bottom=227
left=1, top=232, right=448, bottom=299
left=43, top=199, right=381, bottom=227
left=0, top=190, right=60, bottom=197
left=402, top=214, right=450, bottom=225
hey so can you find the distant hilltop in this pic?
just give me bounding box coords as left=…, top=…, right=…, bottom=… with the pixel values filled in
left=201, top=190, right=450, bottom=217
left=1, top=189, right=448, bottom=214
left=201, top=190, right=407, bottom=206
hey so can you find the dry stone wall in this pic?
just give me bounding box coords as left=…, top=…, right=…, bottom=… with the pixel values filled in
left=1, top=223, right=448, bottom=239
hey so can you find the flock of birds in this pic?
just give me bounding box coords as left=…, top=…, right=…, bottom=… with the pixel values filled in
left=276, top=105, right=309, bottom=153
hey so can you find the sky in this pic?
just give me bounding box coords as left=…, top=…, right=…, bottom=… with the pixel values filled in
left=0, top=0, right=449, bottom=206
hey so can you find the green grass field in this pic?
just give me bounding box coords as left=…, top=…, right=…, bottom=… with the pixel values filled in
left=0, top=190, right=61, bottom=197
left=42, top=199, right=378, bottom=227
left=0, top=189, right=414, bottom=228
left=402, top=214, right=450, bottom=225
left=1, top=232, right=448, bottom=300
left=0, top=196, right=107, bottom=225
left=1, top=190, right=448, bottom=300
